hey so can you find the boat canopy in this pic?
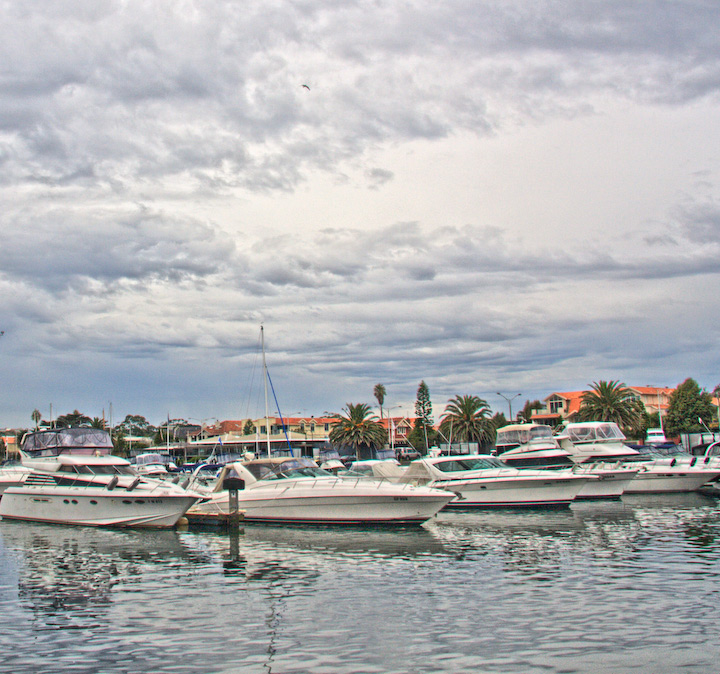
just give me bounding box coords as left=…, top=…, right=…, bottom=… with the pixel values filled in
left=496, top=425, right=553, bottom=446
left=21, top=428, right=114, bottom=457
left=564, top=423, right=626, bottom=443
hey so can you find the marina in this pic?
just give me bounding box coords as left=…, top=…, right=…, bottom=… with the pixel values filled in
left=2, top=493, right=720, bottom=673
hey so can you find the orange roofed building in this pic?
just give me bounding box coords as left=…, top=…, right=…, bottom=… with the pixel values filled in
left=531, top=386, right=676, bottom=427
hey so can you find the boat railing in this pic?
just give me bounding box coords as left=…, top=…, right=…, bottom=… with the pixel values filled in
left=257, top=474, right=420, bottom=491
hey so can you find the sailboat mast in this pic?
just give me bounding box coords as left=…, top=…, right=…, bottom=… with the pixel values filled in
left=261, top=325, right=271, bottom=457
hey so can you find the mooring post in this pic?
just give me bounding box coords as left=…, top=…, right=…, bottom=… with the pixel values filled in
left=222, top=475, right=244, bottom=532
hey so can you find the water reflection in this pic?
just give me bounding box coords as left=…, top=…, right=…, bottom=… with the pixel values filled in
left=1, top=523, right=208, bottom=629
left=1, top=493, right=720, bottom=674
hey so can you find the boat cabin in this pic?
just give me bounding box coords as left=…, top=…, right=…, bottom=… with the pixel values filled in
left=495, top=424, right=555, bottom=451
left=21, top=428, right=114, bottom=457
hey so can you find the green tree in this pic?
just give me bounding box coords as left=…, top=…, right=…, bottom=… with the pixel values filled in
left=329, top=403, right=387, bottom=460
left=663, top=378, right=716, bottom=437
left=438, top=395, right=493, bottom=448
left=31, top=409, right=42, bottom=430
left=517, top=399, right=543, bottom=423
left=576, top=381, right=644, bottom=433
left=54, top=410, right=92, bottom=428
left=373, top=384, right=387, bottom=419
left=90, top=417, right=106, bottom=429
left=412, top=381, right=435, bottom=453
left=243, top=419, right=256, bottom=435
left=117, top=414, right=156, bottom=437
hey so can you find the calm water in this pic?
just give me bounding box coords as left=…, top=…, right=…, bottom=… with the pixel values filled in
left=1, top=494, right=720, bottom=674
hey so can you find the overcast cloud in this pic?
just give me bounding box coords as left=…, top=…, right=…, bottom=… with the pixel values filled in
left=1, top=0, right=720, bottom=427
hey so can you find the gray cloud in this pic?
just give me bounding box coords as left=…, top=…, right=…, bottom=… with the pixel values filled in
left=2, top=1, right=720, bottom=425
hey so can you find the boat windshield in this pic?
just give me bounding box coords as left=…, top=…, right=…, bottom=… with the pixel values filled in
left=59, top=464, right=137, bottom=476
left=434, top=457, right=506, bottom=472
left=247, top=458, right=329, bottom=480
left=566, top=423, right=625, bottom=443
left=496, top=426, right=553, bottom=447
left=22, top=428, right=114, bottom=457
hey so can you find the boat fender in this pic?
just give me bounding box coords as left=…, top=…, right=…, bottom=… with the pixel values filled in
left=670, top=458, right=676, bottom=467
left=180, top=478, right=191, bottom=490
left=171, top=475, right=181, bottom=484
left=107, top=476, right=119, bottom=490
left=705, top=456, right=711, bottom=464
left=690, top=457, right=697, bottom=467
left=126, top=477, right=142, bottom=491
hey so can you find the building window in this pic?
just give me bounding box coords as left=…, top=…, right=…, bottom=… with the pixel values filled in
left=549, top=398, right=563, bottom=414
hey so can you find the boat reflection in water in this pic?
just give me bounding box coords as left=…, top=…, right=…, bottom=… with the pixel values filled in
left=3, top=490, right=720, bottom=674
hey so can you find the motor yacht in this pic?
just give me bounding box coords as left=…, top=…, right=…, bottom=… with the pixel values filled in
left=397, top=454, right=591, bottom=507
left=130, top=451, right=179, bottom=477
left=0, top=428, right=200, bottom=528
left=187, top=456, right=454, bottom=525
left=494, top=423, right=637, bottom=500
left=559, top=422, right=720, bottom=493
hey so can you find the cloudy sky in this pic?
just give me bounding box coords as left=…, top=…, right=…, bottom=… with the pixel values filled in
left=2, top=0, right=720, bottom=428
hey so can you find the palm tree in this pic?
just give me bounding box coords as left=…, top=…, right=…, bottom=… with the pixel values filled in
left=373, top=384, right=386, bottom=419
left=31, top=408, right=42, bottom=430
left=576, top=380, right=644, bottom=432
left=329, top=403, right=387, bottom=460
left=438, top=395, right=493, bottom=447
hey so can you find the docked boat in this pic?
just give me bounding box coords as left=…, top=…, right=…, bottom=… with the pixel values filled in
left=494, top=424, right=637, bottom=500
left=0, top=428, right=200, bottom=528
left=187, top=456, right=454, bottom=525
left=130, top=452, right=179, bottom=476
left=397, top=454, right=591, bottom=508
left=559, top=422, right=720, bottom=493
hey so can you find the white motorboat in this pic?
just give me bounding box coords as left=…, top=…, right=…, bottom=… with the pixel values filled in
left=560, top=422, right=720, bottom=493
left=187, top=456, right=454, bottom=525
left=131, top=451, right=179, bottom=476
left=557, top=422, right=641, bottom=462
left=397, top=454, right=591, bottom=507
left=0, top=428, right=200, bottom=528
left=494, top=424, right=637, bottom=500
left=495, top=424, right=574, bottom=469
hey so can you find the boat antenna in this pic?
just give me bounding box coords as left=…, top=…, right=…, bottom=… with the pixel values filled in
left=261, top=325, right=271, bottom=457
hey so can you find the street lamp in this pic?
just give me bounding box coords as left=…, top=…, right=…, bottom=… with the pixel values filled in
left=497, top=392, right=522, bottom=421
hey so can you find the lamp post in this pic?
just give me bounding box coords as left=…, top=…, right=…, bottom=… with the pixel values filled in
left=497, top=392, right=522, bottom=421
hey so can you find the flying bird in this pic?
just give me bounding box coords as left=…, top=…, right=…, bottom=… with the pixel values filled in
left=301, top=84, right=310, bottom=90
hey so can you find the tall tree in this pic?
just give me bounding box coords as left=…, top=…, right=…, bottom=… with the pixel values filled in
left=31, top=408, right=41, bottom=430
left=438, top=395, right=493, bottom=447
left=412, top=381, right=434, bottom=453
left=373, top=384, right=387, bottom=419
left=663, top=378, right=716, bottom=437
left=576, top=380, right=644, bottom=433
left=329, top=403, right=387, bottom=460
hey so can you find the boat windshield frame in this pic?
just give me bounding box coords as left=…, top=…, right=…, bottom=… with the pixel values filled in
left=565, top=423, right=626, bottom=443
left=246, top=457, right=330, bottom=481
left=433, top=456, right=506, bottom=472
left=21, top=428, right=114, bottom=457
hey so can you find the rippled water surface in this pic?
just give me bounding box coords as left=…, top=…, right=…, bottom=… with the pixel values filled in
left=2, top=494, right=720, bottom=673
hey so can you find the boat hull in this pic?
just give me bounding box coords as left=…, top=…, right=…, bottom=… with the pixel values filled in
left=0, top=487, right=198, bottom=528
left=435, top=474, right=588, bottom=508
left=574, top=467, right=638, bottom=500
left=189, top=481, right=453, bottom=525
left=623, top=466, right=720, bottom=493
